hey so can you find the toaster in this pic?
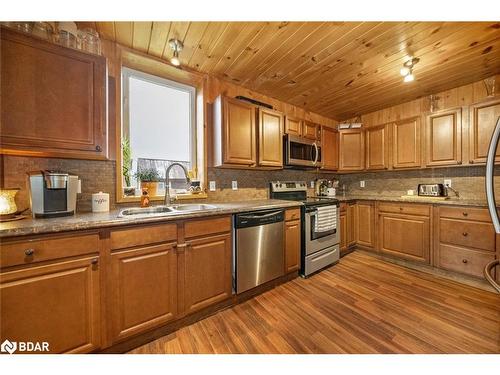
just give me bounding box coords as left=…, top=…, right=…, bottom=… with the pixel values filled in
left=417, top=184, right=447, bottom=197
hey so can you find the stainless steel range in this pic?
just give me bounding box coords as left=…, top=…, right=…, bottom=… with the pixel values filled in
left=269, top=181, right=340, bottom=277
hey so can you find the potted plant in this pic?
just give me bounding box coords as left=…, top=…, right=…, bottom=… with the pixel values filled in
left=122, top=137, right=136, bottom=196
left=134, top=168, right=161, bottom=197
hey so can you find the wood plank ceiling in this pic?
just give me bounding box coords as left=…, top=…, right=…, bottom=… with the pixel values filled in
left=78, top=22, right=500, bottom=120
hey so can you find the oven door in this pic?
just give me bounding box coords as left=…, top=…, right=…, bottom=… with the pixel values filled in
left=305, top=206, right=339, bottom=255
left=285, top=134, right=321, bottom=167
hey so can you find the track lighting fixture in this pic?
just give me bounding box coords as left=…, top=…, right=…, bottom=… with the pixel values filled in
left=400, top=57, right=419, bottom=83
left=169, top=39, right=183, bottom=67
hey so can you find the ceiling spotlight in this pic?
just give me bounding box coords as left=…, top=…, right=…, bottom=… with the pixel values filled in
left=169, top=39, right=183, bottom=67
left=400, top=57, right=419, bottom=83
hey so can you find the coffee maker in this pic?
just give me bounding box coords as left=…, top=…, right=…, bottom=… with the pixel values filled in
left=28, top=171, right=80, bottom=218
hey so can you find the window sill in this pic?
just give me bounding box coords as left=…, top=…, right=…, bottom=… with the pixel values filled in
left=117, top=192, right=208, bottom=204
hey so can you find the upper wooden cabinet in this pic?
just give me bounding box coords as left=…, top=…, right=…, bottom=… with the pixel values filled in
left=392, top=117, right=422, bottom=169
left=469, top=98, right=500, bottom=164
left=425, top=108, right=462, bottom=167
left=0, top=26, right=107, bottom=160
left=213, top=96, right=257, bottom=166
left=321, top=126, right=339, bottom=171
left=284, top=116, right=303, bottom=137
left=303, top=121, right=320, bottom=140
left=338, top=129, right=365, bottom=171
left=365, top=124, right=390, bottom=170
left=258, top=108, right=283, bottom=167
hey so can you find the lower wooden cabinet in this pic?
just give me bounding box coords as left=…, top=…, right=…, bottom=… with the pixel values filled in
left=109, top=242, right=178, bottom=343
left=340, top=202, right=356, bottom=255
left=378, top=204, right=431, bottom=264
left=0, top=256, right=101, bottom=353
left=183, top=232, right=232, bottom=314
left=285, top=218, right=301, bottom=273
left=355, top=201, right=375, bottom=249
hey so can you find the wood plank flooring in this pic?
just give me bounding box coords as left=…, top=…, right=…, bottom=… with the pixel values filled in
left=129, top=251, right=500, bottom=354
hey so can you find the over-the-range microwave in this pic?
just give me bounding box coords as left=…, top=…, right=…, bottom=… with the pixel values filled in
left=284, top=134, right=322, bottom=168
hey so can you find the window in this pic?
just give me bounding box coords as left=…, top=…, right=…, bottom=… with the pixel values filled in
left=121, top=67, right=196, bottom=197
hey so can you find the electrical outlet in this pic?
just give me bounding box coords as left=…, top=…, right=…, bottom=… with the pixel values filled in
left=310, top=181, right=315, bottom=188
left=444, top=179, right=452, bottom=188
left=232, top=181, right=238, bottom=190
left=360, top=180, right=365, bottom=188
left=209, top=181, right=216, bottom=191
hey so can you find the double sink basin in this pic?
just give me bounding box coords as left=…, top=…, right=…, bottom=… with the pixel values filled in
left=118, top=204, right=219, bottom=218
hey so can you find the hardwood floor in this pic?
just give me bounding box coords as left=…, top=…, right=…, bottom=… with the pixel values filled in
left=129, top=251, right=500, bottom=354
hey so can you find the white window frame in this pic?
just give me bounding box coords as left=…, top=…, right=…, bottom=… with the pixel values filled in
left=121, top=67, right=197, bottom=174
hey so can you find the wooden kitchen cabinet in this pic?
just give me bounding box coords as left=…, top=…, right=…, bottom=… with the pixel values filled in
left=468, top=98, right=500, bottom=164
left=378, top=203, right=431, bottom=264
left=321, top=126, right=339, bottom=171
left=338, top=129, right=365, bottom=171
left=285, top=209, right=301, bottom=273
left=258, top=108, right=283, bottom=167
left=425, top=108, right=462, bottom=166
left=392, top=117, right=422, bottom=169
left=340, top=202, right=356, bottom=255
left=0, top=26, right=107, bottom=160
left=0, top=255, right=101, bottom=353
left=284, top=116, right=303, bottom=136
left=212, top=95, right=257, bottom=167
left=355, top=201, right=376, bottom=249
left=303, top=121, right=319, bottom=140
left=366, top=124, right=390, bottom=170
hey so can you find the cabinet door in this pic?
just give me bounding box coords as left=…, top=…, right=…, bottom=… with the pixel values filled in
left=258, top=108, right=283, bottom=167
left=339, top=129, right=365, bottom=171
left=340, top=211, right=347, bottom=253
left=285, top=219, right=301, bottom=273
left=223, top=97, right=257, bottom=165
left=393, top=117, right=422, bottom=169
left=426, top=108, right=462, bottom=166
left=0, top=26, right=107, bottom=160
left=356, top=202, right=375, bottom=249
left=378, top=213, right=430, bottom=263
left=469, top=98, right=500, bottom=164
left=0, top=256, right=101, bottom=353
left=366, top=124, right=390, bottom=170
left=109, top=243, right=177, bottom=343
left=184, top=233, right=232, bottom=314
left=284, top=116, right=302, bottom=136
left=321, top=126, right=339, bottom=170
left=303, top=121, right=319, bottom=140
left=347, top=203, right=357, bottom=247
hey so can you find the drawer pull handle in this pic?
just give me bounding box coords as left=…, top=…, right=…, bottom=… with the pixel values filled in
left=462, top=212, right=468, bottom=217
left=24, top=248, right=35, bottom=256
left=462, top=259, right=468, bottom=264
left=399, top=207, right=403, bottom=211
left=91, top=258, right=99, bottom=265
left=462, top=232, right=468, bottom=237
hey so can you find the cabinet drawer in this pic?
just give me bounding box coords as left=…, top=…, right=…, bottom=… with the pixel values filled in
left=0, top=234, right=99, bottom=268
left=378, top=202, right=430, bottom=216
left=438, top=244, right=495, bottom=278
left=439, top=206, right=492, bottom=222
left=440, top=218, right=495, bottom=252
left=110, top=224, right=177, bottom=250
left=285, top=208, right=301, bottom=221
left=184, top=216, right=231, bottom=239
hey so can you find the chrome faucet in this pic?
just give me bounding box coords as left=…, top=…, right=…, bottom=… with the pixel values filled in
left=164, top=163, right=191, bottom=205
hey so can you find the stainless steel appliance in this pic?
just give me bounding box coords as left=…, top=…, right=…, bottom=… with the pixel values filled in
left=28, top=171, right=80, bottom=218
left=233, top=209, right=285, bottom=294
left=269, top=181, right=340, bottom=277
left=417, top=183, right=447, bottom=197
left=484, top=115, right=500, bottom=293
left=284, top=134, right=321, bottom=168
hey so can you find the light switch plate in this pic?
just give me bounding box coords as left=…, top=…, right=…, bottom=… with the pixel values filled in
left=232, top=181, right=238, bottom=190
left=360, top=180, right=365, bottom=188
left=444, top=179, right=452, bottom=188
left=209, top=181, right=216, bottom=191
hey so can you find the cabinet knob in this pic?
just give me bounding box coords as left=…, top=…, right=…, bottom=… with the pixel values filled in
left=462, top=232, right=468, bottom=237
left=457, top=161, right=462, bottom=165
left=469, top=160, right=474, bottom=164
left=95, top=145, right=102, bottom=152
left=462, top=259, right=468, bottom=264
left=91, top=258, right=99, bottom=265
left=24, top=248, right=35, bottom=256
left=462, top=212, right=468, bottom=217
left=399, top=207, right=403, bottom=211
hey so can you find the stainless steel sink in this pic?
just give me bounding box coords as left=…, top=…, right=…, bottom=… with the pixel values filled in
left=170, top=204, right=218, bottom=212
left=118, top=204, right=218, bottom=218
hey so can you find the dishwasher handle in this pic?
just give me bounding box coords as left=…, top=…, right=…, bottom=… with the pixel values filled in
left=235, top=210, right=284, bottom=228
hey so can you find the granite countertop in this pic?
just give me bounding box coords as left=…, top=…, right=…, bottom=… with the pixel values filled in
left=335, top=195, right=491, bottom=207
left=0, top=199, right=301, bottom=238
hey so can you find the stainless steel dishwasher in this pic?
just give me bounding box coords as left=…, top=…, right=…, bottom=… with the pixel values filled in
left=233, top=209, right=285, bottom=294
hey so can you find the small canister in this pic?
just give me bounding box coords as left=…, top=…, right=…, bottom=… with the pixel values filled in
left=92, top=191, right=109, bottom=213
